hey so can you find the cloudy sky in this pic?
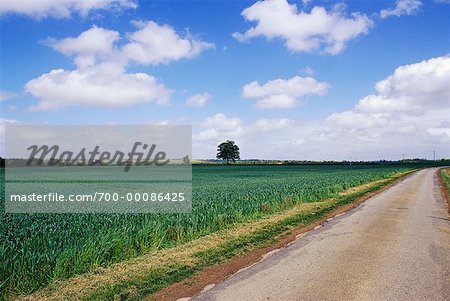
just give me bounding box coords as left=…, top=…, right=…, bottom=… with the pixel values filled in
left=1, top=0, right=449, bottom=160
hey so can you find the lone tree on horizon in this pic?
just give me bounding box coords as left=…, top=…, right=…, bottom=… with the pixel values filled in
left=217, top=140, right=240, bottom=164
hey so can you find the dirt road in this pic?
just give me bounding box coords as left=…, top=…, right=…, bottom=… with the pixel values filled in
left=192, top=168, right=450, bottom=301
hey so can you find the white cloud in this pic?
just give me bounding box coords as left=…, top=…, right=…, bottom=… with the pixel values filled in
left=45, top=25, right=121, bottom=69
left=194, top=115, right=301, bottom=158
left=195, top=116, right=294, bottom=141
left=353, top=95, right=420, bottom=114
left=0, top=118, right=20, bottom=155
left=380, top=0, right=422, bottom=18
left=254, top=94, right=297, bottom=109
left=185, top=93, right=211, bottom=107
left=0, top=0, right=136, bottom=18
left=26, top=21, right=213, bottom=111
left=122, top=21, right=215, bottom=65
left=326, top=111, right=388, bottom=129
left=0, top=91, right=18, bottom=101
left=26, top=63, right=172, bottom=111
left=0, top=118, right=19, bottom=127
left=356, top=56, right=450, bottom=113
left=48, top=26, right=119, bottom=56
left=194, top=113, right=243, bottom=141
left=194, top=128, right=220, bottom=141
left=204, top=113, right=242, bottom=130
left=428, top=125, right=450, bottom=143
left=254, top=118, right=293, bottom=131
left=193, top=115, right=295, bottom=157
left=316, top=56, right=450, bottom=158
left=327, top=56, right=450, bottom=129
left=242, top=76, right=330, bottom=109
left=45, top=22, right=214, bottom=67
left=233, top=0, right=373, bottom=54
left=194, top=56, right=450, bottom=160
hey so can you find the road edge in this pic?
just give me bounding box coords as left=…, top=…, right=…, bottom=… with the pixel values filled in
left=148, top=170, right=418, bottom=301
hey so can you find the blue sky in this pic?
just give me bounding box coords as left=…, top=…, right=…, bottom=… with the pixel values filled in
left=1, top=0, right=449, bottom=160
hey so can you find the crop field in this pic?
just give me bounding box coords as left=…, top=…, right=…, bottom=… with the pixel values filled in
left=0, top=165, right=412, bottom=299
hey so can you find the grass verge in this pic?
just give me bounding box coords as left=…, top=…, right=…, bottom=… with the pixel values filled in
left=18, top=170, right=416, bottom=301
left=439, top=168, right=450, bottom=214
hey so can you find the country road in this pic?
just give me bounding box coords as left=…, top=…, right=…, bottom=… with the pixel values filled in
left=192, top=168, right=450, bottom=301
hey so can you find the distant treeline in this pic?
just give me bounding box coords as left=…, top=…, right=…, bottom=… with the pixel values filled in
left=193, top=158, right=450, bottom=167
left=1, top=157, right=449, bottom=168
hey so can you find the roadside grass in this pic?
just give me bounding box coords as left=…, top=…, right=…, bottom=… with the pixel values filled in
left=440, top=168, right=450, bottom=192
left=17, top=169, right=415, bottom=301
left=439, top=168, right=450, bottom=212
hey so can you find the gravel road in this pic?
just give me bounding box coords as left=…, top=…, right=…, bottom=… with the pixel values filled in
left=192, top=168, right=450, bottom=301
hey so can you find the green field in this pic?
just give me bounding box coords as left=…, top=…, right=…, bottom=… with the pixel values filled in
left=0, top=165, right=412, bottom=300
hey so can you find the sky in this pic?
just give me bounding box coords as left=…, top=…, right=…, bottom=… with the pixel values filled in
left=0, top=0, right=449, bottom=160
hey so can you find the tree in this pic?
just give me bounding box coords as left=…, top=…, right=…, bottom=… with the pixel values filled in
left=217, top=140, right=240, bottom=164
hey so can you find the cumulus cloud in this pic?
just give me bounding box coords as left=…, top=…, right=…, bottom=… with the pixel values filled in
left=48, top=26, right=119, bottom=56
left=45, top=22, right=214, bottom=68
left=193, top=115, right=296, bottom=158
left=194, top=56, right=450, bottom=160
left=196, top=115, right=293, bottom=140
left=233, top=0, right=373, bottom=54
left=0, top=91, right=18, bottom=101
left=380, top=0, right=422, bottom=19
left=185, top=93, right=211, bottom=107
left=123, top=21, right=215, bottom=65
left=0, top=118, right=20, bottom=155
left=194, top=113, right=243, bottom=141
left=45, top=25, right=121, bottom=69
left=0, top=118, right=19, bottom=128
left=0, top=0, right=137, bottom=18
left=355, top=56, right=450, bottom=114
left=331, top=56, right=449, bottom=154
left=204, top=113, right=242, bottom=130
left=428, top=121, right=450, bottom=143
left=26, top=21, right=213, bottom=111
left=321, top=56, right=450, bottom=157
left=254, top=118, right=293, bottom=131
left=242, top=76, right=330, bottom=109
left=327, top=56, right=450, bottom=128
left=25, top=63, right=172, bottom=111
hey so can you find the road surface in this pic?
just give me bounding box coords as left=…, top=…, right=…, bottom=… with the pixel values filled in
left=192, top=168, right=450, bottom=301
